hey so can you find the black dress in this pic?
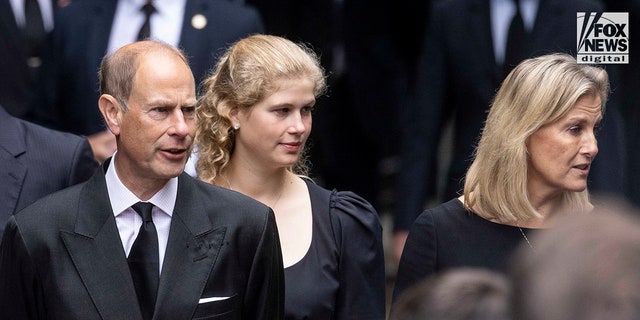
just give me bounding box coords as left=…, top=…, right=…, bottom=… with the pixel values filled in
left=392, top=198, right=534, bottom=304
left=283, top=179, right=386, bottom=319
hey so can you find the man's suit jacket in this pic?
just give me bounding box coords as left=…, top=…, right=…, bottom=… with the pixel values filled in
left=0, top=0, right=55, bottom=118
left=395, top=0, right=626, bottom=230
left=31, top=0, right=264, bottom=135
left=0, top=105, right=97, bottom=238
left=0, top=161, right=284, bottom=319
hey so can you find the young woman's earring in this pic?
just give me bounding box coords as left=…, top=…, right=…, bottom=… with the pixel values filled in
left=233, top=124, right=240, bottom=130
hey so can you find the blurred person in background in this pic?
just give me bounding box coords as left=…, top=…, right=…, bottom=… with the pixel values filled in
left=0, top=0, right=59, bottom=119
left=0, top=103, right=96, bottom=239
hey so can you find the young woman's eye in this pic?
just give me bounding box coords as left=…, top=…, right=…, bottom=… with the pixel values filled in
left=301, top=106, right=314, bottom=115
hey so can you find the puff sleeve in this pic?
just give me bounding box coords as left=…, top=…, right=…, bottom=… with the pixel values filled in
left=329, top=190, right=386, bottom=319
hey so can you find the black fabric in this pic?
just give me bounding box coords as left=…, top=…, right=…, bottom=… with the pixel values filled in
left=137, top=1, right=156, bottom=41
left=392, top=198, right=534, bottom=306
left=128, top=202, right=159, bottom=320
left=503, top=0, right=527, bottom=77
left=281, top=179, right=386, bottom=319
left=23, top=0, right=45, bottom=59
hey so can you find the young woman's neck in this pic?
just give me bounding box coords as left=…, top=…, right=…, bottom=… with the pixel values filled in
left=222, top=163, right=292, bottom=208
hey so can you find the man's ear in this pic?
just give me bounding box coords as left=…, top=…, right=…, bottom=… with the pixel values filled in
left=98, top=94, right=123, bottom=135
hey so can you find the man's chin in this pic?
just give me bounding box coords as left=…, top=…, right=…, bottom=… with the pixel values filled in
left=158, top=164, right=188, bottom=179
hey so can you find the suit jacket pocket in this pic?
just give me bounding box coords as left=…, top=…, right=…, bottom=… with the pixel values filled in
left=192, top=294, right=238, bottom=320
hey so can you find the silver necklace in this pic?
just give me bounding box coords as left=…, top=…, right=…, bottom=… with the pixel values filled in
left=518, top=227, right=534, bottom=250
left=223, top=174, right=284, bottom=209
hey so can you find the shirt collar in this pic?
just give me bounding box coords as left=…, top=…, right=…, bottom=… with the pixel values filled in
left=105, top=152, right=177, bottom=217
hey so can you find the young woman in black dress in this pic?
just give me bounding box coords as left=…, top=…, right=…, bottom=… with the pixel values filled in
left=195, top=34, right=386, bottom=319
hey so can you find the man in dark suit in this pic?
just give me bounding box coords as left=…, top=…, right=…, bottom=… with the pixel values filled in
left=603, top=0, right=640, bottom=206
left=393, top=0, right=626, bottom=260
left=29, top=0, right=264, bottom=163
left=0, top=0, right=54, bottom=119
left=0, top=40, right=284, bottom=319
left=0, top=104, right=97, bottom=238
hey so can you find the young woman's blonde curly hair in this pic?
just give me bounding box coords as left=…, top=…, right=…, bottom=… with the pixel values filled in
left=195, top=34, right=327, bottom=185
left=463, top=53, right=609, bottom=223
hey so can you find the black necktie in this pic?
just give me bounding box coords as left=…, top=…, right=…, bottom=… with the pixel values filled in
left=128, top=202, right=159, bottom=320
left=503, top=0, right=527, bottom=78
left=23, top=0, right=46, bottom=59
left=137, top=1, right=157, bottom=41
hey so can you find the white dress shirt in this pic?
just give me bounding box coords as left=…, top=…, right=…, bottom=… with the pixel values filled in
left=105, top=152, right=177, bottom=274
left=107, top=0, right=186, bottom=54
left=491, top=0, right=539, bottom=65
left=9, top=0, right=54, bottom=31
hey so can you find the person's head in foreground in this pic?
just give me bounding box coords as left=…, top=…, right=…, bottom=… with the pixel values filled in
left=391, top=268, right=511, bottom=320
left=510, top=201, right=640, bottom=320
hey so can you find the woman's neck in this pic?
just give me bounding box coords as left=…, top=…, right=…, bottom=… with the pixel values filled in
left=222, top=164, right=292, bottom=209
left=522, top=190, right=567, bottom=228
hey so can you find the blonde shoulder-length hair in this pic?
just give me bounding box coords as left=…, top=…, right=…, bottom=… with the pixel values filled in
left=463, top=53, right=609, bottom=223
left=195, top=34, right=327, bottom=184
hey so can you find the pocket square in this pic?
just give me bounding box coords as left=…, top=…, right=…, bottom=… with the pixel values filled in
left=198, top=296, right=231, bottom=304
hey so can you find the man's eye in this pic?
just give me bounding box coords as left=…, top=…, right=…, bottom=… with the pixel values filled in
left=182, top=107, right=196, bottom=118
left=147, top=107, right=171, bottom=120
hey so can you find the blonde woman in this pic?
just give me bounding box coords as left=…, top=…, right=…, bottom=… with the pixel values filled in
left=195, top=34, right=386, bottom=319
left=392, top=53, right=609, bottom=306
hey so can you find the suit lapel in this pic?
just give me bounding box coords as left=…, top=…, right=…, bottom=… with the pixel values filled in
left=179, top=0, right=206, bottom=49
left=467, top=0, right=502, bottom=83
left=179, top=0, right=210, bottom=83
left=0, top=156, right=26, bottom=224
left=528, top=0, right=564, bottom=52
left=0, top=109, right=27, bottom=222
left=60, top=162, right=143, bottom=320
left=58, top=167, right=226, bottom=319
left=155, top=174, right=226, bottom=319
left=86, top=0, right=116, bottom=76
left=0, top=0, right=25, bottom=57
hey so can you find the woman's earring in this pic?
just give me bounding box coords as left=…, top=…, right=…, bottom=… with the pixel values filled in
left=233, top=124, right=240, bottom=130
